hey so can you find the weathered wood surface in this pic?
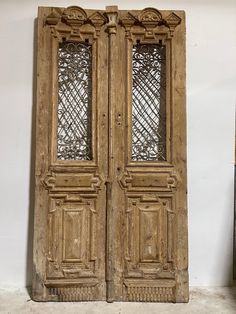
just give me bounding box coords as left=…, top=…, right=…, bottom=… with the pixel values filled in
left=233, top=111, right=236, bottom=281
left=33, top=5, right=188, bottom=302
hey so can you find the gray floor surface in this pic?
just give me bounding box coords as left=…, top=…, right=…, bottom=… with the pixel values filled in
left=0, top=287, right=235, bottom=314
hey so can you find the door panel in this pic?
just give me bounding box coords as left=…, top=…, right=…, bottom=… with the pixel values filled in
left=33, top=5, right=187, bottom=303
left=112, top=8, right=187, bottom=302
left=33, top=6, right=108, bottom=301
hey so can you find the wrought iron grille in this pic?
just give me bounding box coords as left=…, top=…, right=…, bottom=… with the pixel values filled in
left=57, top=42, right=92, bottom=160
left=132, top=44, right=166, bottom=161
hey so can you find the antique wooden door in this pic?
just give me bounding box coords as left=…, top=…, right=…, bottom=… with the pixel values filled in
left=33, top=5, right=188, bottom=302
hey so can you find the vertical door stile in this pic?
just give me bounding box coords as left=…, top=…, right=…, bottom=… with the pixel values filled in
left=33, top=7, right=52, bottom=300
left=105, top=5, right=119, bottom=302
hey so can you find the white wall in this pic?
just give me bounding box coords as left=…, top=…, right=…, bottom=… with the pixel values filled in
left=0, top=0, right=235, bottom=288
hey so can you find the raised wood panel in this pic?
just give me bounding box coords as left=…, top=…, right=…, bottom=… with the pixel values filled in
left=140, top=206, right=160, bottom=262
left=47, top=196, right=98, bottom=280
left=125, top=195, right=175, bottom=281
left=43, top=172, right=102, bottom=192
left=119, top=170, right=178, bottom=192
left=63, top=208, right=84, bottom=261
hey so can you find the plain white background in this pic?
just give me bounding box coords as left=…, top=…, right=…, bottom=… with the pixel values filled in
left=0, top=0, right=235, bottom=288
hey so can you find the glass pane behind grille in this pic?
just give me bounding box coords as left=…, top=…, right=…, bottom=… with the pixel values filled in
left=57, top=42, right=92, bottom=160
left=132, top=44, right=166, bottom=161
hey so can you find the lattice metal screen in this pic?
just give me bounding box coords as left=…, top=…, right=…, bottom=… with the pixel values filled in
left=57, top=42, right=92, bottom=160
left=132, top=44, right=166, bottom=161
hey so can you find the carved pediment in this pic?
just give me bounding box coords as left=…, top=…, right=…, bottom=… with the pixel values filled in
left=46, top=6, right=106, bottom=40
left=120, top=8, right=182, bottom=38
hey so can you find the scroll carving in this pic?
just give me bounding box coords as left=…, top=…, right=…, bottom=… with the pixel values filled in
left=120, top=7, right=181, bottom=39
left=45, top=6, right=181, bottom=40
left=62, top=6, right=87, bottom=26
left=45, top=6, right=106, bottom=40
left=139, top=7, right=163, bottom=28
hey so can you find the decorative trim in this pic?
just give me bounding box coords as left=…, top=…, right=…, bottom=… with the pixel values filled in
left=42, top=171, right=102, bottom=193
left=139, top=7, right=163, bottom=27
left=105, top=5, right=119, bottom=34
left=48, top=285, right=98, bottom=301
left=124, top=280, right=175, bottom=302
left=45, top=6, right=106, bottom=41
left=88, top=11, right=107, bottom=36
left=45, top=7, right=181, bottom=41
left=62, top=6, right=87, bottom=26
left=119, top=170, right=179, bottom=192
left=120, top=7, right=181, bottom=39
left=165, top=12, right=182, bottom=36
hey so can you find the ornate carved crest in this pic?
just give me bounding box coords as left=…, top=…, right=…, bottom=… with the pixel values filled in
left=139, top=7, right=163, bottom=29
left=45, top=6, right=106, bottom=40
left=120, top=7, right=181, bottom=39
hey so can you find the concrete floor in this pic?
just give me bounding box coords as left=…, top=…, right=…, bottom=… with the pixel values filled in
left=0, top=287, right=235, bottom=314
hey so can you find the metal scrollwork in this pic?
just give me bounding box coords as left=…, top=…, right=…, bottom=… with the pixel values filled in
left=57, top=42, right=92, bottom=160
left=132, top=44, right=166, bottom=161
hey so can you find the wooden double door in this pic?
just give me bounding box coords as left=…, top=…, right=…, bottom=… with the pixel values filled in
left=33, top=5, right=188, bottom=302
